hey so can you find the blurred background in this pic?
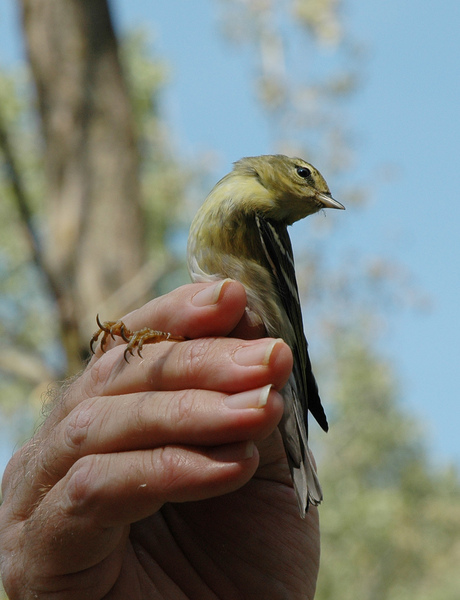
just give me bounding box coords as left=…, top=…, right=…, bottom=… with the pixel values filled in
left=1, top=0, right=459, bottom=597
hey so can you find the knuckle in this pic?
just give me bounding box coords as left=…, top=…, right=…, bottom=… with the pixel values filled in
left=167, top=389, right=195, bottom=426
left=65, top=455, right=100, bottom=514
left=63, top=399, right=98, bottom=451
left=149, top=446, right=188, bottom=495
left=149, top=337, right=228, bottom=389
left=187, top=337, right=209, bottom=368
left=179, top=337, right=220, bottom=380
left=86, top=353, right=117, bottom=396
left=132, top=393, right=153, bottom=434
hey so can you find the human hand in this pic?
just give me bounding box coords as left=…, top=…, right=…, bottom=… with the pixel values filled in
left=0, top=280, right=320, bottom=599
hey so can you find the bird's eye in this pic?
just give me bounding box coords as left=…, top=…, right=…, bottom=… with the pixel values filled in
left=296, top=166, right=311, bottom=179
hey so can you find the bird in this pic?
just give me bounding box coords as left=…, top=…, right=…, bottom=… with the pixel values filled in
left=187, top=154, right=345, bottom=516
left=91, top=154, right=344, bottom=516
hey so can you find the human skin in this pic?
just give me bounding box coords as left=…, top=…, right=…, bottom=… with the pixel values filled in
left=0, top=280, right=320, bottom=599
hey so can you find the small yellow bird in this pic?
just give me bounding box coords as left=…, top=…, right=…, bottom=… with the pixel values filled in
left=91, top=154, right=344, bottom=516
left=187, top=155, right=345, bottom=515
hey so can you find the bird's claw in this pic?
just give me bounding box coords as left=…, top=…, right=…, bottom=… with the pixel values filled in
left=90, top=314, right=186, bottom=361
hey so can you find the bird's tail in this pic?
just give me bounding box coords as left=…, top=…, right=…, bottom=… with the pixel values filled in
left=279, top=381, right=323, bottom=517
left=289, top=444, right=323, bottom=514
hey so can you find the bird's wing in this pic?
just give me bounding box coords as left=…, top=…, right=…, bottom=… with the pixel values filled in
left=255, top=213, right=328, bottom=432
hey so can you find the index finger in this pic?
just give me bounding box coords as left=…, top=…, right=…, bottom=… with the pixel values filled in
left=91, top=279, right=248, bottom=358
left=40, top=280, right=256, bottom=430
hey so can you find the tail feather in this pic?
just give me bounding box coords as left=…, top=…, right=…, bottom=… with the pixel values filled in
left=279, top=380, right=323, bottom=517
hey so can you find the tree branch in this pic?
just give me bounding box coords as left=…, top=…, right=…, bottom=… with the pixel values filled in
left=0, top=106, right=62, bottom=306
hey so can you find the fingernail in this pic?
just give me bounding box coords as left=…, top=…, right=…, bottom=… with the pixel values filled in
left=210, top=441, right=255, bottom=462
left=233, top=339, right=283, bottom=367
left=224, top=385, right=272, bottom=409
left=191, top=279, right=232, bottom=307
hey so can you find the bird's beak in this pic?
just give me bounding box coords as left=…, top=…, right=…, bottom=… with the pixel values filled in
left=317, top=193, right=345, bottom=210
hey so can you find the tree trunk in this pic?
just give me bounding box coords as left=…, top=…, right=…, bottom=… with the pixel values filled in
left=19, top=0, right=143, bottom=373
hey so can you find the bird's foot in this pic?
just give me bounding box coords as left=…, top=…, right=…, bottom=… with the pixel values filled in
left=90, top=314, right=186, bottom=361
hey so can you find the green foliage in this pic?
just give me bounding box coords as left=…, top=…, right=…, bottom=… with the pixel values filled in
left=0, top=70, right=59, bottom=407
left=0, top=34, right=191, bottom=421
left=315, top=325, right=460, bottom=599
left=0, top=5, right=459, bottom=597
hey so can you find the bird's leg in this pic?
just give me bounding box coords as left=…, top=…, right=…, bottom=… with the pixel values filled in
left=90, top=314, right=186, bottom=361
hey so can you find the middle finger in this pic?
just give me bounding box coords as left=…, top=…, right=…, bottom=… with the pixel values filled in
left=80, top=336, right=292, bottom=401
left=19, top=384, right=284, bottom=503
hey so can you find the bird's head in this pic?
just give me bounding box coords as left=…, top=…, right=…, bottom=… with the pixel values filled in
left=233, top=155, right=344, bottom=224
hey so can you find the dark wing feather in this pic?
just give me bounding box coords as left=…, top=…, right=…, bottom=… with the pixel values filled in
left=255, top=213, right=328, bottom=432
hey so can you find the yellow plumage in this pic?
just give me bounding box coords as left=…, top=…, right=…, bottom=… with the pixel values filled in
left=91, top=154, right=344, bottom=516
left=188, top=154, right=344, bottom=516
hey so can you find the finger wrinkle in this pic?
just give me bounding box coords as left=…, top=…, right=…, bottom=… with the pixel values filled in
left=64, top=455, right=107, bottom=516
left=165, top=389, right=195, bottom=428
left=64, top=398, right=101, bottom=452
left=132, top=392, right=160, bottom=435
left=145, top=446, right=190, bottom=500
left=143, top=340, right=190, bottom=389
left=185, top=338, right=212, bottom=379
left=86, top=351, right=126, bottom=398
left=152, top=337, right=220, bottom=387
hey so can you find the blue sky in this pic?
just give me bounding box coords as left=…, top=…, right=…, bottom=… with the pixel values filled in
left=1, top=0, right=459, bottom=469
